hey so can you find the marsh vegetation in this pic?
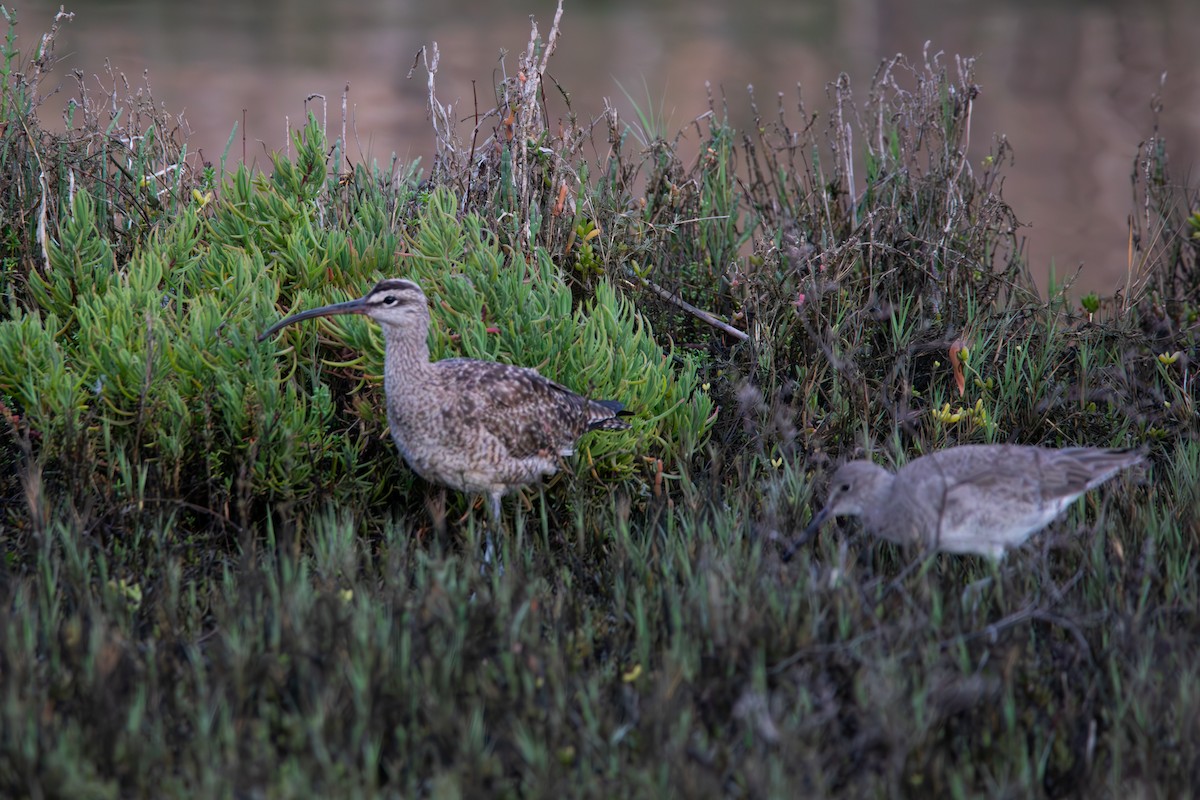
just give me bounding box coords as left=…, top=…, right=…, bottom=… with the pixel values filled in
left=1, top=7, right=1198, bottom=797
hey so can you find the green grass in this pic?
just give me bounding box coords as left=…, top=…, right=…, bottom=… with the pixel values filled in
left=1, top=8, right=1199, bottom=798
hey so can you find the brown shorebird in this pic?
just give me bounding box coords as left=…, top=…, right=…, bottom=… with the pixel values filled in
left=783, top=444, right=1144, bottom=560
left=259, top=278, right=631, bottom=527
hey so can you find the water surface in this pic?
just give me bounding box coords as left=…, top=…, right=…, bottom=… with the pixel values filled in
left=11, top=0, right=1198, bottom=292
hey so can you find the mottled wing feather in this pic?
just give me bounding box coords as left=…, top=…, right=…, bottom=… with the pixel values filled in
left=436, top=359, right=627, bottom=460
left=584, top=398, right=633, bottom=431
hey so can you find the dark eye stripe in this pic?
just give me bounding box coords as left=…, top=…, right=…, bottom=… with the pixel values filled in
left=372, top=293, right=415, bottom=307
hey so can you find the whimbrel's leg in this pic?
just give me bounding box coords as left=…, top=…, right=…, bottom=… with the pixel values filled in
left=487, top=492, right=503, bottom=529
left=480, top=491, right=504, bottom=573
left=425, top=485, right=448, bottom=539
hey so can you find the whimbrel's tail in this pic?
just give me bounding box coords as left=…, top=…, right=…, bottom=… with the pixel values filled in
left=587, top=399, right=633, bottom=432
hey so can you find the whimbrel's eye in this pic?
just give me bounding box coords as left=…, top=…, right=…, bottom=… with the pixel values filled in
left=838, top=483, right=851, bottom=492
left=381, top=295, right=398, bottom=306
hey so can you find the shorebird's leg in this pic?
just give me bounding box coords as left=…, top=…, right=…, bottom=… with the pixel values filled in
left=479, top=491, right=504, bottom=575
left=488, top=492, right=503, bottom=530
left=425, top=485, right=447, bottom=539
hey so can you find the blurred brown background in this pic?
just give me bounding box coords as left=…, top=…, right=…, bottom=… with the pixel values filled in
left=10, top=0, right=1199, bottom=293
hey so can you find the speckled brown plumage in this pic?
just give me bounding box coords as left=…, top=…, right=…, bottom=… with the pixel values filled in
left=260, top=278, right=631, bottom=523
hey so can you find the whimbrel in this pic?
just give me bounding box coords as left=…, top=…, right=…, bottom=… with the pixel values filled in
left=783, top=444, right=1144, bottom=560
left=259, top=278, right=631, bottom=526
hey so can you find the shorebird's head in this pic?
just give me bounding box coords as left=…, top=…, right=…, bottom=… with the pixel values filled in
left=781, top=460, right=891, bottom=560
left=814, top=461, right=892, bottom=522
left=258, top=279, right=430, bottom=341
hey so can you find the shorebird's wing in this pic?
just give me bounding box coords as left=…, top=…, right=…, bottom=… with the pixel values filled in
left=439, top=359, right=624, bottom=460
left=910, top=446, right=1041, bottom=497
left=1052, top=447, right=1146, bottom=494
left=905, top=445, right=1143, bottom=556
left=916, top=445, right=1139, bottom=505
left=951, top=446, right=1143, bottom=505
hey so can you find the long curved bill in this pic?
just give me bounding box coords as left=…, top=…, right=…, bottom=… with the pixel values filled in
left=257, top=297, right=371, bottom=342
left=779, top=504, right=831, bottom=562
